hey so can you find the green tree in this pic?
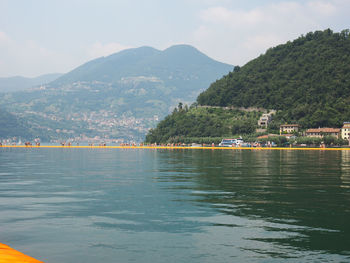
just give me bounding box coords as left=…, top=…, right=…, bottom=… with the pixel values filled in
left=197, top=29, right=350, bottom=129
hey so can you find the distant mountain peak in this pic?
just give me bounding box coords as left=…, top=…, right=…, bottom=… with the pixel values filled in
left=163, top=44, right=208, bottom=56
left=164, top=44, right=197, bottom=51
left=0, top=43, right=234, bottom=141
left=111, top=45, right=159, bottom=55
left=105, top=46, right=160, bottom=61
left=0, top=73, right=63, bottom=93
left=52, top=44, right=232, bottom=85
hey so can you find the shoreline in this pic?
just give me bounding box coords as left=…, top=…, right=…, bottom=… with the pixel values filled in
left=1, top=145, right=350, bottom=151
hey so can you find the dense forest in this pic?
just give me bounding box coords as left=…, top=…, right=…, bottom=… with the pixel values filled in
left=146, top=29, right=350, bottom=143
left=197, top=29, right=350, bottom=128
left=145, top=104, right=259, bottom=143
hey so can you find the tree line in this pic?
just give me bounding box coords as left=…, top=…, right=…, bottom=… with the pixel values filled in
left=197, top=29, right=350, bottom=128
left=145, top=103, right=259, bottom=143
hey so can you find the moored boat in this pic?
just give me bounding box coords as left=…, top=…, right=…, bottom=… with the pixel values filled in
left=219, top=138, right=243, bottom=147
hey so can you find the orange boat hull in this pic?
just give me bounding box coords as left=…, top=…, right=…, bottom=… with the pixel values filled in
left=0, top=243, right=43, bottom=263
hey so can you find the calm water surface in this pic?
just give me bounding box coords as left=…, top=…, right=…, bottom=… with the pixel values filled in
left=0, top=148, right=350, bottom=262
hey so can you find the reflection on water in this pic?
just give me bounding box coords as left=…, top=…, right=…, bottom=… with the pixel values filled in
left=341, top=150, right=350, bottom=188
left=0, top=148, right=350, bottom=262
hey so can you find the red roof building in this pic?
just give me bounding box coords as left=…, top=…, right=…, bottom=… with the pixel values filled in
left=305, top=128, right=340, bottom=138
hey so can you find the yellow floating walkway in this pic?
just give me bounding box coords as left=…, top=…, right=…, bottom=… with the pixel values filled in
left=0, top=243, right=43, bottom=263
left=1, top=145, right=350, bottom=151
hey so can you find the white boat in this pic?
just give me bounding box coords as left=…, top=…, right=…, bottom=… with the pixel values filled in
left=219, top=138, right=243, bottom=147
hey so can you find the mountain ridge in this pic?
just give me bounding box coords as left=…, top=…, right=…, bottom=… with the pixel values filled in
left=0, top=44, right=233, bottom=142
left=52, top=44, right=231, bottom=86
left=0, top=73, right=63, bottom=93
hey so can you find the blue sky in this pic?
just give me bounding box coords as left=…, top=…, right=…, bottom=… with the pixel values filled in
left=0, top=0, right=349, bottom=77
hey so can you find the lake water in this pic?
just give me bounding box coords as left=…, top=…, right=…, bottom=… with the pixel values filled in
left=0, top=148, right=350, bottom=262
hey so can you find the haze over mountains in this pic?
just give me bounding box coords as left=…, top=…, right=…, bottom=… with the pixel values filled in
left=0, top=45, right=233, bottom=142
left=0, top=73, right=63, bottom=93
left=53, top=45, right=229, bottom=87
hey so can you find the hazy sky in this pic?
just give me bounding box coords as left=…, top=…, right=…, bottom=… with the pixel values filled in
left=0, top=0, right=349, bottom=77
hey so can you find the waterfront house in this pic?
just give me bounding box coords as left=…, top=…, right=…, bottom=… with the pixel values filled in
left=305, top=128, right=340, bottom=138
left=280, top=124, right=299, bottom=135
left=341, top=122, right=350, bottom=140
left=258, top=113, right=272, bottom=128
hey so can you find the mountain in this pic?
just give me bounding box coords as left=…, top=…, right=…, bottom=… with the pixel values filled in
left=0, top=45, right=233, bottom=142
left=0, top=73, right=63, bottom=93
left=52, top=47, right=160, bottom=85
left=197, top=29, right=350, bottom=128
left=146, top=29, right=350, bottom=143
left=52, top=45, right=232, bottom=94
left=0, top=108, right=34, bottom=140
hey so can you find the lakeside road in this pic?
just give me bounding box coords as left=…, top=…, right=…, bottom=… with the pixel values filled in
left=1, top=145, right=350, bottom=151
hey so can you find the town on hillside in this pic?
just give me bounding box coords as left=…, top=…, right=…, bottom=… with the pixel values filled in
left=256, top=111, right=350, bottom=147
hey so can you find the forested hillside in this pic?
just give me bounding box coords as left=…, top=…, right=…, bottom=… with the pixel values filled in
left=197, top=29, right=350, bottom=128
left=145, top=105, right=259, bottom=143
left=146, top=29, right=350, bottom=143
left=0, top=108, right=34, bottom=140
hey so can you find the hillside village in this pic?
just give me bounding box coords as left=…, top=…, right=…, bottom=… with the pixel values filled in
left=145, top=30, right=350, bottom=147
left=1, top=30, right=350, bottom=147
left=0, top=45, right=233, bottom=143
left=256, top=111, right=350, bottom=146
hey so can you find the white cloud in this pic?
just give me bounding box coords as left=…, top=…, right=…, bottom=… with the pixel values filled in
left=307, top=1, right=337, bottom=16
left=187, top=0, right=231, bottom=5
left=87, top=42, right=132, bottom=59
left=200, top=6, right=234, bottom=24
left=0, top=31, right=11, bottom=44
left=200, top=6, right=265, bottom=27
left=1, top=0, right=349, bottom=77
left=0, top=35, right=131, bottom=77
left=0, top=32, right=77, bottom=77
left=244, top=34, right=285, bottom=52
left=193, top=25, right=213, bottom=40
left=192, top=0, right=349, bottom=66
left=0, top=33, right=132, bottom=77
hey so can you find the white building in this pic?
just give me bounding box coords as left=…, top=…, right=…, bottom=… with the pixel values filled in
left=341, top=122, right=350, bottom=140
left=280, top=124, right=299, bottom=134
left=258, top=113, right=272, bottom=128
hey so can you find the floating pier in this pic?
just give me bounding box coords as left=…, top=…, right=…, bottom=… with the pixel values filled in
left=0, top=145, right=350, bottom=151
